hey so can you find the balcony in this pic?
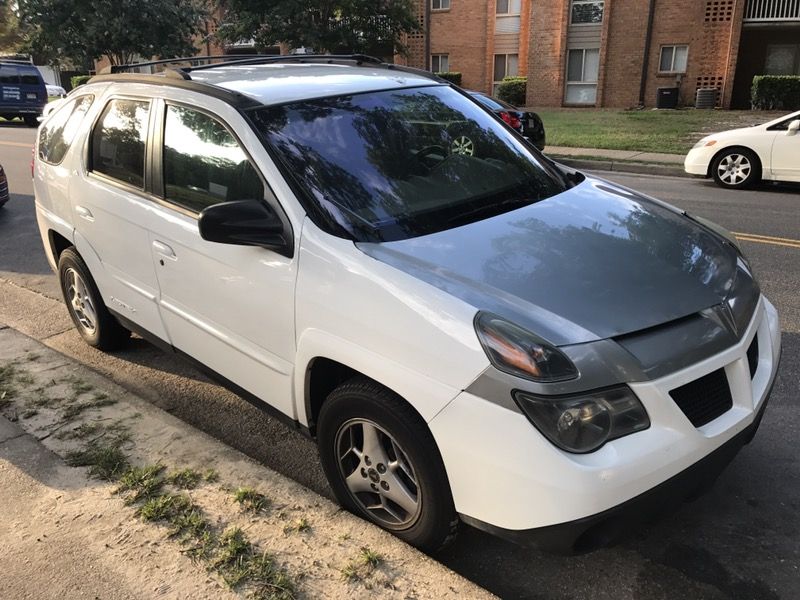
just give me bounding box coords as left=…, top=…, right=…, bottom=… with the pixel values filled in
left=744, top=0, right=800, bottom=22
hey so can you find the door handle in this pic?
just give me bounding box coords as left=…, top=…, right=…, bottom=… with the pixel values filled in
left=75, top=205, right=94, bottom=221
left=152, top=240, right=176, bottom=260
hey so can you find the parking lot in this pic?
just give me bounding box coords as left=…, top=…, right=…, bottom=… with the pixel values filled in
left=1, top=121, right=799, bottom=599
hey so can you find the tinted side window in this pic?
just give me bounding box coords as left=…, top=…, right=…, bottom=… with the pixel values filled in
left=39, top=96, right=94, bottom=164
left=163, top=105, right=263, bottom=213
left=0, top=65, right=19, bottom=84
left=91, top=99, right=150, bottom=188
left=19, top=68, right=41, bottom=85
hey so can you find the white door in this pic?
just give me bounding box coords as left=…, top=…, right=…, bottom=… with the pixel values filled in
left=770, top=120, right=800, bottom=181
left=147, top=100, right=297, bottom=418
left=71, top=95, right=171, bottom=342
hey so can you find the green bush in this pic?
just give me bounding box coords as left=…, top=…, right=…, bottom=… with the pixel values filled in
left=71, top=75, right=92, bottom=89
left=751, top=75, right=800, bottom=110
left=436, top=71, right=462, bottom=86
left=497, top=76, right=527, bottom=106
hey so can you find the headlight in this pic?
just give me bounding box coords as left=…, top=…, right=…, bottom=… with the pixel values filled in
left=692, top=138, right=717, bottom=150
left=514, top=387, right=650, bottom=453
left=474, top=312, right=578, bottom=382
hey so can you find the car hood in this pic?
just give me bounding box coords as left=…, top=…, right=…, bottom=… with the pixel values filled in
left=357, top=177, right=747, bottom=346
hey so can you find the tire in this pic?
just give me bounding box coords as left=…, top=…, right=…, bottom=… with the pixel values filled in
left=711, top=148, right=760, bottom=189
left=58, top=248, right=130, bottom=350
left=23, top=115, right=39, bottom=127
left=317, top=377, right=459, bottom=552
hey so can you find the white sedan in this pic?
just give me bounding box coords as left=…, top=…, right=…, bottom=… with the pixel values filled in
left=685, top=110, right=800, bottom=189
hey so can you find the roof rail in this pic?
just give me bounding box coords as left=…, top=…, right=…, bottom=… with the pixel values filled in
left=105, top=54, right=280, bottom=74
left=185, top=53, right=386, bottom=72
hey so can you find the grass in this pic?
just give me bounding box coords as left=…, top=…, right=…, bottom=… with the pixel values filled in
left=233, top=487, right=270, bottom=513
left=534, top=108, right=787, bottom=154
left=341, top=547, right=383, bottom=582
left=0, top=363, right=20, bottom=403
left=65, top=441, right=130, bottom=480
left=139, top=493, right=194, bottom=521
left=283, top=517, right=311, bottom=535
left=116, top=464, right=166, bottom=504
left=167, top=467, right=203, bottom=489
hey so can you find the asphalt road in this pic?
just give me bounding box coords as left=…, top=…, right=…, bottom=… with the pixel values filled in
left=2, top=123, right=799, bottom=599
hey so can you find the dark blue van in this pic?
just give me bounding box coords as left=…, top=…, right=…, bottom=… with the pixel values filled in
left=0, top=61, right=47, bottom=127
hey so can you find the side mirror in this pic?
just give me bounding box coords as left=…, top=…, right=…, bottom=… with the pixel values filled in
left=788, top=119, right=800, bottom=136
left=198, top=200, right=292, bottom=256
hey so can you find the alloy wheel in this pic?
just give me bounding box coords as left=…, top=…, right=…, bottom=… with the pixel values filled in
left=717, top=154, right=752, bottom=186
left=64, top=267, right=97, bottom=334
left=450, top=136, right=475, bottom=156
left=335, top=418, right=421, bottom=529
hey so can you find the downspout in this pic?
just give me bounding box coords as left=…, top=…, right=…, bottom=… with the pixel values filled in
left=424, top=0, right=431, bottom=69
left=638, top=0, right=657, bottom=106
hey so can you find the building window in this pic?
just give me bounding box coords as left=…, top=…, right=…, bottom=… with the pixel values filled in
left=431, top=0, right=450, bottom=10
left=765, top=44, right=800, bottom=75
left=565, top=48, right=599, bottom=104
left=496, top=0, right=521, bottom=15
left=431, top=54, right=450, bottom=73
left=493, top=53, right=519, bottom=93
left=571, top=0, right=604, bottom=24
left=659, top=45, right=689, bottom=73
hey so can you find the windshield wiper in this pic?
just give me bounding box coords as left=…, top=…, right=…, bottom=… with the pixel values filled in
left=446, top=195, right=536, bottom=226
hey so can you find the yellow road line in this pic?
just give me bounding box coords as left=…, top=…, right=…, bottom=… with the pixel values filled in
left=0, top=141, right=32, bottom=148
left=735, top=234, right=800, bottom=250
left=733, top=231, right=800, bottom=245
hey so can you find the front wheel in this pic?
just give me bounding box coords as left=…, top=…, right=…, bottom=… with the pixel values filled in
left=58, top=248, right=130, bottom=350
left=317, top=377, right=459, bottom=552
left=712, top=148, right=760, bottom=189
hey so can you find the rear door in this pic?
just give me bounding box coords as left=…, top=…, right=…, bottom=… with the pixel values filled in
left=70, top=93, right=170, bottom=342
left=17, top=65, right=46, bottom=113
left=145, top=97, right=298, bottom=418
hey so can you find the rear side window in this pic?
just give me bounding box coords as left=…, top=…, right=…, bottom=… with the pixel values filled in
left=163, top=104, right=264, bottom=213
left=0, top=65, right=17, bottom=84
left=91, top=98, right=150, bottom=188
left=39, top=95, right=94, bottom=164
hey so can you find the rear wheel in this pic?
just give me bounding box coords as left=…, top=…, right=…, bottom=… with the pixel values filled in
left=58, top=248, right=130, bottom=350
left=317, top=377, right=459, bottom=552
left=711, top=148, right=760, bottom=189
left=23, top=115, right=39, bottom=127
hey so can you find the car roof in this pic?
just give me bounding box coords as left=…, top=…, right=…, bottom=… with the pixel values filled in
left=188, top=63, right=443, bottom=106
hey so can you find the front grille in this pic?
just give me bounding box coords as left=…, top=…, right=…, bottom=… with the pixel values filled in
left=669, top=368, right=733, bottom=427
left=747, top=337, right=759, bottom=379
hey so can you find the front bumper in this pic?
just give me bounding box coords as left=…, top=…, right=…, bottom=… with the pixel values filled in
left=429, top=296, right=781, bottom=552
left=685, top=147, right=713, bottom=176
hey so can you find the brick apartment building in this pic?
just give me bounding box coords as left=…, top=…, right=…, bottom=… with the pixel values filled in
left=396, top=0, right=800, bottom=108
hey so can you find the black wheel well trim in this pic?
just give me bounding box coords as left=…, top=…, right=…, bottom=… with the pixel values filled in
left=48, top=229, right=72, bottom=263
left=707, top=145, right=762, bottom=178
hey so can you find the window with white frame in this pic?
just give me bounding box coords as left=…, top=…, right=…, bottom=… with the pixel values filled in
left=493, top=53, right=519, bottom=93
left=431, top=0, right=450, bottom=10
left=565, top=48, right=599, bottom=104
left=571, top=0, right=604, bottom=24
left=496, top=0, right=521, bottom=15
left=431, top=54, right=450, bottom=73
left=659, top=45, right=689, bottom=73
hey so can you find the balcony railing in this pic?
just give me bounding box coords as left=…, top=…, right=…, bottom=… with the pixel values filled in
left=745, top=0, right=800, bottom=21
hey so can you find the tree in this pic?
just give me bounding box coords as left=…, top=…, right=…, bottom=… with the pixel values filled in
left=0, top=1, right=25, bottom=55
left=217, top=0, right=419, bottom=56
left=17, top=0, right=210, bottom=66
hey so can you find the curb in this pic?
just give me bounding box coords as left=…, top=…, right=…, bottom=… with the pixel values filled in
left=551, top=156, right=690, bottom=179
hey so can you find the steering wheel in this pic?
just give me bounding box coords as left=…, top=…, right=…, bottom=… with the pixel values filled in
left=415, top=145, right=449, bottom=168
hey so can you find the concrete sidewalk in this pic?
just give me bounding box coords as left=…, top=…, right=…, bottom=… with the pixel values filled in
left=0, top=322, right=494, bottom=600
left=545, top=145, right=688, bottom=178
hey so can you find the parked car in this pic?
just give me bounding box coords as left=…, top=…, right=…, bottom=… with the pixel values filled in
left=46, top=84, right=67, bottom=98
left=0, top=163, right=8, bottom=207
left=467, top=90, right=546, bottom=150
left=33, top=56, right=781, bottom=554
left=0, top=61, right=47, bottom=126
left=685, top=110, right=800, bottom=188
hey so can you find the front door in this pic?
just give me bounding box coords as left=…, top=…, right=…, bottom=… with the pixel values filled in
left=771, top=119, right=800, bottom=181
left=147, top=100, right=297, bottom=418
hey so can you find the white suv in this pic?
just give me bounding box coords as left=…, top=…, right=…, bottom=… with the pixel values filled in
left=34, top=56, right=781, bottom=554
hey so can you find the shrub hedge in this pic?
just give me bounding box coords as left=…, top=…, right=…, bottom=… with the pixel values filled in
left=497, top=76, right=527, bottom=106
left=751, top=75, right=800, bottom=110
left=70, top=75, right=92, bottom=88
left=436, top=71, right=462, bottom=86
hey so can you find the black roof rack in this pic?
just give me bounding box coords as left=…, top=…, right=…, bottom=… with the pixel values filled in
left=104, top=54, right=278, bottom=74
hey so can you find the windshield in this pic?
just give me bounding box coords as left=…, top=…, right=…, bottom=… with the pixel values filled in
left=251, top=85, right=570, bottom=242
